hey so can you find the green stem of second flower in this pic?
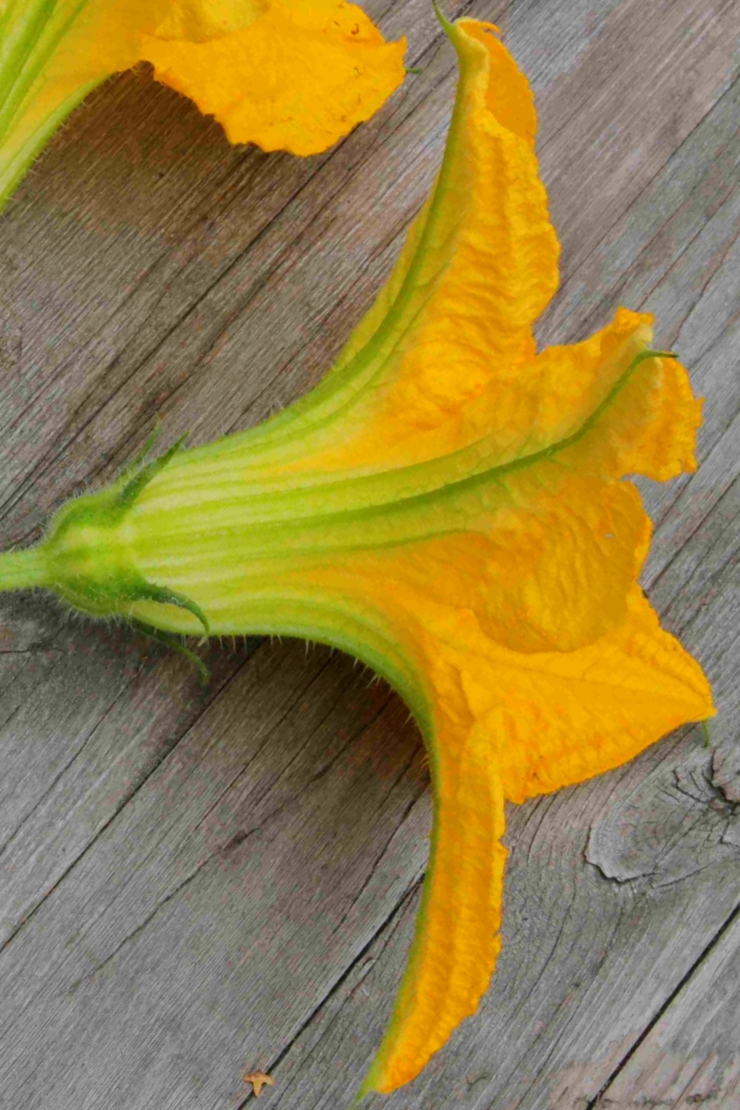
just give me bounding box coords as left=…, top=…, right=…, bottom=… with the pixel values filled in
left=0, top=76, right=99, bottom=206
left=0, top=0, right=103, bottom=210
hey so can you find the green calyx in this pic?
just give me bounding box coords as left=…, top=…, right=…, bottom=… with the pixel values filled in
left=16, top=435, right=210, bottom=642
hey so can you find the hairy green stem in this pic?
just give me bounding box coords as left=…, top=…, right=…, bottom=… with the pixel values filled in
left=0, top=545, right=49, bottom=589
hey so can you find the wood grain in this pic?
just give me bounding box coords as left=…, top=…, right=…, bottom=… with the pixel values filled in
left=0, top=1, right=738, bottom=1108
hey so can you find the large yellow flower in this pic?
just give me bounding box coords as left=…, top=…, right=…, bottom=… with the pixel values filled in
left=0, top=0, right=405, bottom=207
left=0, top=13, right=714, bottom=1098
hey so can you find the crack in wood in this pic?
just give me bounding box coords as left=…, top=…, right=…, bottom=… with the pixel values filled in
left=586, top=899, right=740, bottom=1109
left=233, top=876, right=424, bottom=1110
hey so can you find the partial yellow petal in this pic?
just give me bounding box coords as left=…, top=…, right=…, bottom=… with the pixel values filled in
left=279, top=308, right=656, bottom=482
left=0, top=0, right=403, bottom=209
left=0, top=0, right=255, bottom=116
left=275, top=557, right=713, bottom=803
left=142, top=0, right=407, bottom=155
left=611, top=350, right=702, bottom=481
left=0, top=0, right=158, bottom=202
left=297, top=477, right=649, bottom=657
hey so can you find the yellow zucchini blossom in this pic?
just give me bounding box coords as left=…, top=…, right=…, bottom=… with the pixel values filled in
left=0, top=14, right=714, bottom=1098
left=0, top=0, right=406, bottom=209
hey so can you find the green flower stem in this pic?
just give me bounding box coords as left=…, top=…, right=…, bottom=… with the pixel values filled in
left=0, top=545, right=49, bottom=589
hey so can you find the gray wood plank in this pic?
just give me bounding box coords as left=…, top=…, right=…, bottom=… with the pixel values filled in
left=0, top=0, right=738, bottom=1108
left=0, top=641, right=428, bottom=1110
left=594, top=872, right=740, bottom=1108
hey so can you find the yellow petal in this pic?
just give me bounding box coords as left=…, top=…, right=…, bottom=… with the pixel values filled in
left=349, top=580, right=711, bottom=1094
left=330, top=19, right=538, bottom=373
left=360, top=700, right=507, bottom=1095
left=141, top=0, right=407, bottom=154
left=153, top=0, right=265, bottom=42
left=458, top=19, right=537, bottom=147
left=451, top=585, right=715, bottom=804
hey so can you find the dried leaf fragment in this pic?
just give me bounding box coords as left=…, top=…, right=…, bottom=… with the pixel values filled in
left=244, top=1070, right=275, bottom=1097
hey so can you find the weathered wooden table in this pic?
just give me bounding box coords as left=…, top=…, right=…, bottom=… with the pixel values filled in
left=1, top=1, right=738, bottom=1107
